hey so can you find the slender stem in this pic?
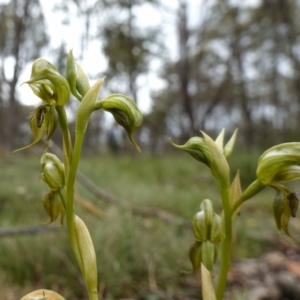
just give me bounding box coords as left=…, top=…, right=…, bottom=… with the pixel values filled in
left=56, top=103, right=98, bottom=299
left=55, top=106, right=73, bottom=178
left=215, top=179, right=265, bottom=299
left=232, top=180, right=265, bottom=215
left=216, top=188, right=232, bottom=300
left=55, top=106, right=84, bottom=278
left=58, top=187, right=66, bottom=210
left=68, top=131, right=99, bottom=300
left=88, top=289, right=99, bottom=300
left=66, top=132, right=84, bottom=272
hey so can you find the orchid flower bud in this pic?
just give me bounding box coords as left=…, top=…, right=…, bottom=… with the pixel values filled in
left=25, top=58, right=70, bottom=106
left=21, top=289, right=65, bottom=300
left=66, top=50, right=90, bottom=101
left=43, top=191, right=65, bottom=225
left=14, top=105, right=57, bottom=152
left=40, top=153, right=65, bottom=191
left=96, top=94, right=143, bottom=152
left=192, top=199, right=222, bottom=243
left=273, top=186, right=300, bottom=243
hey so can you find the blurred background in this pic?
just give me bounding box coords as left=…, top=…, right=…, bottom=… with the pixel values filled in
left=2, top=0, right=300, bottom=152
left=1, top=0, right=300, bottom=299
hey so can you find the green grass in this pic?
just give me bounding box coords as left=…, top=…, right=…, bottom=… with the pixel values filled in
left=0, top=150, right=287, bottom=299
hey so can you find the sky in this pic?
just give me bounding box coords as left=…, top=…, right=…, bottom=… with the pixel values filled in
left=15, top=0, right=262, bottom=114
left=17, top=0, right=204, bottom=113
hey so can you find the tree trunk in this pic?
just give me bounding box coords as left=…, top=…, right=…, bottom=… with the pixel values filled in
left=3, top=0, right=30, bottom=150
left=177, top=0, right=196, bottom=138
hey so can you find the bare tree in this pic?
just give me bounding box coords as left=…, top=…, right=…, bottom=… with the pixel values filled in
left=0, top=0, right=48, bottom=150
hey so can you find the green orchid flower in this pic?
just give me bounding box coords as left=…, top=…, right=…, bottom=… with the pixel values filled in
left=43, top=191, right=66, bottom=225
left=14, top=105, right=57, bottom=152
left=25, top=58, right=70, bottom=106
left=96, top=94, right=143, bottom=152
left=255, top=143, right=300, bottom=243
left=169, top=129, right=237, bottom=190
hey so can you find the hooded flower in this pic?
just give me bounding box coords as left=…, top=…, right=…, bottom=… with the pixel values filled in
left=43, top=191, right=65, bottom=225
left=96, top=94, right=143, bottom=152
left=257, top=143, right=300, bottom=184
left=14, top=105, right=57, bottom=152
left=255, top=143, right=300, bottom=243
left=169, top=129, right=237, bottom=190
left=24, top=58, right=70, bottom=106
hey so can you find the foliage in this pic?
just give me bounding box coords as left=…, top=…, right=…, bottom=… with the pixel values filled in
left=0, top=152, right=280, bottom=299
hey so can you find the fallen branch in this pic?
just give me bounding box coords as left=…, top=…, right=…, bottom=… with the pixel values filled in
left=0, top=225, right=59, bottom=237
left=76, top=169, right=186, bottom=224
left=50, top=141, right=188, bottom=226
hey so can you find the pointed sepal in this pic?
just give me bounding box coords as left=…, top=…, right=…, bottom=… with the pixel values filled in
left=66, top=50, right=90, bottom=101
left=76, top=77, right=105, bottom=134
left=223, top=128, right=238, bottom=158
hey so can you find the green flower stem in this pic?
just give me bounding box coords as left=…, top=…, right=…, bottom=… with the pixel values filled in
left=215, top=180, right=265, bottom=299
left=58, top=187, right=67, bottom=210
left=56, top=106, right=98, bottom=300
left=55, top=105, right=77, bottom=266
left=231, top=180, right=265, bottom=215
left=66, top=131, right=83, bottom=269
left=67, top=130, right=98, bottom=300
left=55, top=104, right=78, bottom=265
left=216, top=187, right=232, bottom=300
left=55, top=106, right=73, bottom=178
